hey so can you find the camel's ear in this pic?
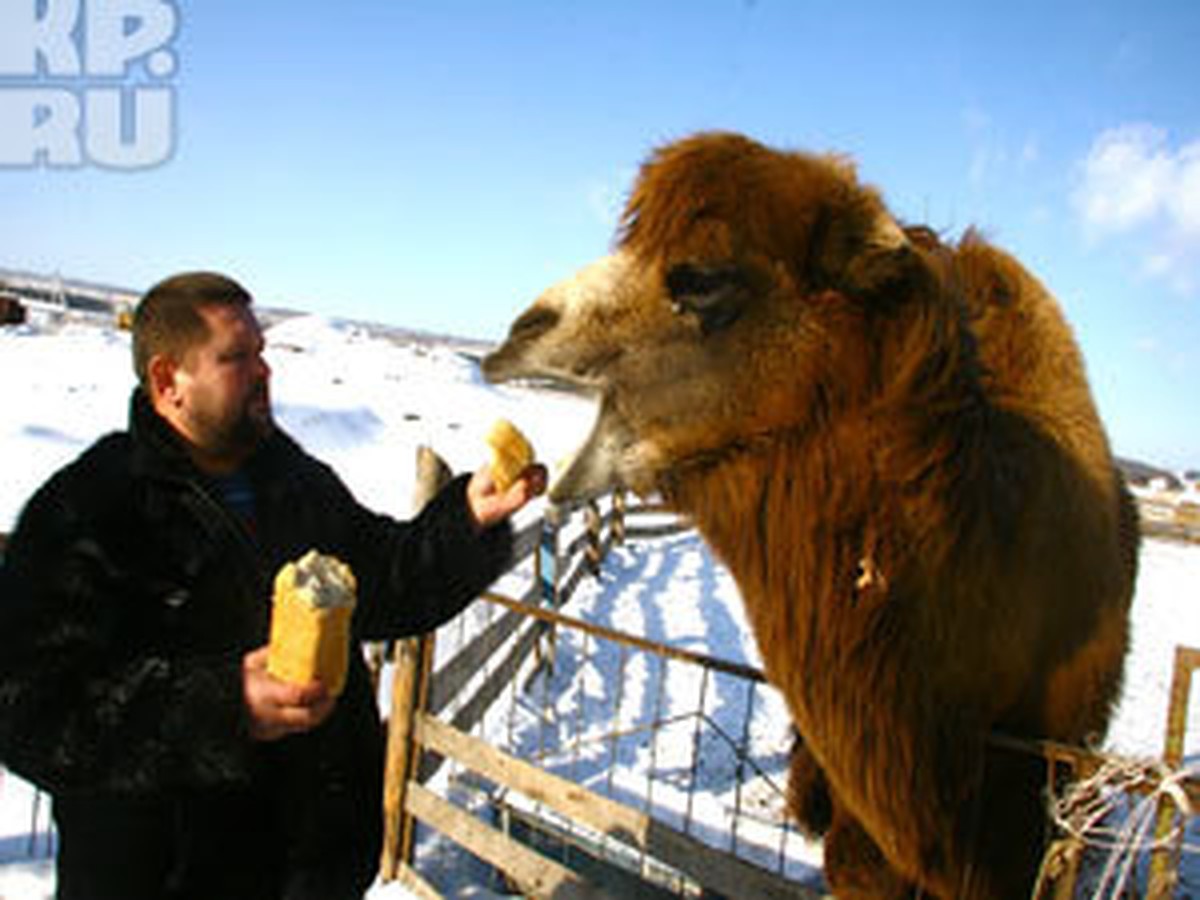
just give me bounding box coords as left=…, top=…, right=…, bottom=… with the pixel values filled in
left=665, top=262, right=752, bottom=336
left=832, top=210, right=926, bottom=308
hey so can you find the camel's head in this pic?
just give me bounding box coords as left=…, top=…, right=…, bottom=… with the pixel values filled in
left=484, top=132, right=923, bottom=502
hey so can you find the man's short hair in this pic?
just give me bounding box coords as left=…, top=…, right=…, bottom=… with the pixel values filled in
left=132, top=272, right=254, bottom=388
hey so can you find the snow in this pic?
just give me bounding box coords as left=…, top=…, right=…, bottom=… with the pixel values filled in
left=1, top=310, right=1198, bottom=897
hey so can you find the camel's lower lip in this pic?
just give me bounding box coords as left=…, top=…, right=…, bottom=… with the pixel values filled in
left=547, top=399, right=608, bottom=503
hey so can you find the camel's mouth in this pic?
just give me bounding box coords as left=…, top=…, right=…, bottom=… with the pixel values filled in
left=545, top=392, right=634, bottom=503
left=482, top=251, right=651, bottom=504
left=481, top=355, right=630, bottom=504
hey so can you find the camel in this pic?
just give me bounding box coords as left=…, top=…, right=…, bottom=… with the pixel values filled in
left=483, top=131, right=1139, bottom=898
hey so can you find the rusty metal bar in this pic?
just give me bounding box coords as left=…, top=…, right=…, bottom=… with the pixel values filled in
left=480, top=590, right=768, bottom=684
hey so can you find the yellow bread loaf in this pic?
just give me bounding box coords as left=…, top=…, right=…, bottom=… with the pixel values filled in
left=266, top=550, right=357, bottom=696
left=485, top=418, right=534, bottom=492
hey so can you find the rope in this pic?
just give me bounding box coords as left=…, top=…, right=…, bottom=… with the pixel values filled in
left=1036, top=756, right=1197, bottom=898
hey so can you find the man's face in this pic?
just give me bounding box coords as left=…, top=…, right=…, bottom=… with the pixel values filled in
left=170, top=303, right=273, bottom=468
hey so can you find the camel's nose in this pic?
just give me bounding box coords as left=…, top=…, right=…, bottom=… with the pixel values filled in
left=483, top=303, right=560, bottom=384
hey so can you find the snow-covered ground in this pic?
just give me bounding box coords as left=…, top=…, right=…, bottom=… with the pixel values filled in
left=1, top=310, right=1197, bottom=897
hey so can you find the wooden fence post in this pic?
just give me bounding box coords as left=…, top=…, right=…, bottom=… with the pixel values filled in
left=380, top=636, right=432, bottom=880
left=380, top=446, right=452, bottom=881
left=584, top=499, right=602, bottom=575
left=612, top=490, right=626, bottom=547
left=1148, top=645, right=1199, bottom=898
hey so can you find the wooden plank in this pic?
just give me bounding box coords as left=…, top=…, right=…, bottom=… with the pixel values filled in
left=1143, top=519, right=1200, bottom=543
left=989, top=730, right=1200, bottom=793
left=420, top=598, right=548, bottom=784
left=396, top=863, right=444, bottom=900
left=446, top=617, right=543, bottom=737
left=626, top=501, right=674, bottom=516
left=558, top=556, right=593, bottom=606
left=428, top=604, right=525, bottom=715
left=406, top=782, right=611, bottom=900
left=565, top=529, right=596, bottom=560
left=1137, top=499, right=1200, bottom=543
left=511, top=519, right=542, bottom=566
left=625, top=522, right=689, bottom=540
left=417, top=615, right=545, bottom=786
left=416, top=716, right=819, bottom=900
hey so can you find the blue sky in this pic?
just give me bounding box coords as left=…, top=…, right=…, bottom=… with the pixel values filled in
left=2, top=1, right=1198, bottom=469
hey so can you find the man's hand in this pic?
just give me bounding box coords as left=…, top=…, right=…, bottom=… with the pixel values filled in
left=242, top=646, right=336, bottom=741
left=467, top=463, right=548, bottom=529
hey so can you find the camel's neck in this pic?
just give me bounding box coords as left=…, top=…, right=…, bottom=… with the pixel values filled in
left=667, top=424, right=878, bottom=612
left=662, top=294, right=995, bottom=626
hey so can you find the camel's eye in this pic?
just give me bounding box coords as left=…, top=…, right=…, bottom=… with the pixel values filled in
left=665, top=262, right=750, bottom=336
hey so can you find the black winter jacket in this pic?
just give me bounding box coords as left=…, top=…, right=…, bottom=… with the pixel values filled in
left=0, top=390, right=512, bottom=899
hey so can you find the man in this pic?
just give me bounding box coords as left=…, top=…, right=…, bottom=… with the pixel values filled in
left=0, top=272, right=545, bottom=899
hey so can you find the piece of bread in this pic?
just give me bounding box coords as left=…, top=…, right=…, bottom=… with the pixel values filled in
left=485, top=418, right=534, bottom=492
left=267, top=550, right=357, bottom=696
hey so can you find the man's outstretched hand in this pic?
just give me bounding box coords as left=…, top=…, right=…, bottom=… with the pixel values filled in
left=467, top=463, right=548, bottom=529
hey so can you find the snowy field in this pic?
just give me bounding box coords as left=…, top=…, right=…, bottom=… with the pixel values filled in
left=1, top=310, right=1197, bottom=897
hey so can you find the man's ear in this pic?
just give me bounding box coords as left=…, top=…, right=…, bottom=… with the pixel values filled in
left=147, top=354, right=181, bottom=409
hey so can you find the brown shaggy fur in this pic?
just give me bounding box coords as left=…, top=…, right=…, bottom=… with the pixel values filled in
left=484, top=132, right=1139, bottom=898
